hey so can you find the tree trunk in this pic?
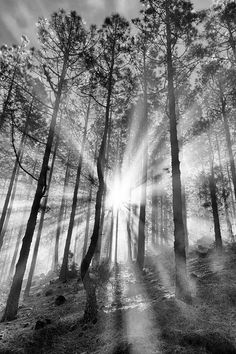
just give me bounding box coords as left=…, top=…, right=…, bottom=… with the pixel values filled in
left=0, top=103, right=31, bottom=249
left=137, top=158, right=147, bottom=269
left=209, top=164, right=223, bottom=250
left=221, top=98, right=236, bottom=201
left=227, top=164, right=236, bottom=219
left=126, top=201, right=132, bottom=262
left=151, top=172, right=157, bottom=246
left=59, top=96, right=91, bottom=282
left=165, top=1, right=191, bottom=303
left=115, top=209, right=119, bottom=264
left=93, top=191, right=106, bottom=265
left=1, top=59, right=67, bottom=322
left=108, top=209, right=114, bottom=263
left=93, top=111, right=112, bottom=265
left=80, top=65, right=113, bottom=322
left=53, top=152, right=70, bottom=271
left=7, top=162, right=37, bottom=282
left=0, top=164, right=20, bottom=246
left=177, top=96, right=189, bottom=253
left=182, top=186, right=188, bottom=253
left=215, top=133, right=234, bottom=241
left=82, top=185, right=93, bottom=259
left=223, top=190, right=234, bottom=242
left=0, top=66, right=17, bottom=129
left=24, top=133, right=60, bottom=297
left=137, top=47, right=148, bottom=271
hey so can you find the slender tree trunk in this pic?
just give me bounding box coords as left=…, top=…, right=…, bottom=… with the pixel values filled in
left=115, top=209, right=119, bottom=264
left=165, top=1, right=191, bottom=302
left=227, top=164, right=236, bottom=219
left=52, top=153, right=70, bottom=271
left=221, top=98, right=236, bottom=201
left=0, top=104, right=31, bottom=249
left=215, top=133, right=234, bottom=241
left=132, top=204, right=139, bottom=260
left=209, top=164, right=223, bottom=250
left=93, top=111, right=112, bottom=265
left=24, top=133, right=60, bottom=297
left=80, top=61, right=114, bottom=322
left=137, top=158, right=147, bottom=269
left=182, top=186, right=188, bottom=252
left=108, top=209, right=114, bottom=263
left=0, top=164, right=20, bottom=244
left=0, top=66, right=16, bottom=129
left=93, top=191, right=106, bottom=265
left=8, top=161, right=37, bottom=282
left=126, top=202, right=132, bottom=262
left=223, top=190, right=234, bottom=242
left=60, top=96, right=91, bottom=282
left=208, top=133, right=223, bottom=250
left=82, top=185, right=93, bottom=259
left=1, top=59, right=67, bottom=322
left=177, top=97, right=189, bottom=253
left=151, top=172, right=157, bottom=246
left=137, top=48, right=148, bottom=270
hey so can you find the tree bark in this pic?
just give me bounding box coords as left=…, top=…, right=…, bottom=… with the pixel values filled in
left=7, top=164, right=36, bottom=282
left=209, top=164, right=223, bottom=250
left=80, top=59, right=114, bottom=322
left=215, top=133, right=234, bottom=241
left=114, top=209, right=119, bottom=264
left=226, top=164, right=236, bottom=220
left=24, top=133, right=60, bottom=297
left=59, top=96, right=91, bottom=282
left=137, top=47, right=148, bottom=270
left=151, top=172, right=158, bottom=246
left=108, top=209, right=114, bottom=263
left=0, top=164, right=20, bottom=246
left=221, top=97, right=236, bottom=202
left=0, top=66, right=17, bottom=129
left=93, top=111, right=112, bottom=265
left=93, top=191, right=106, bottom=265
left=82, top=185, right=93, bottom=259
left=0, top=100, right=32, bottom=249
left=52, top=152, right=70, bottom=271
left=126, top=203, right=132, bottom=262
left=137, top=155, right=147, bottom=269
left=1, top=58, right=67, bottom=322
left=165, top=0, right=191, bottom=303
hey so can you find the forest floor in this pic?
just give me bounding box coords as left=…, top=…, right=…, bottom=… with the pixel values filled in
left=0, top=244, right=236, bottom=353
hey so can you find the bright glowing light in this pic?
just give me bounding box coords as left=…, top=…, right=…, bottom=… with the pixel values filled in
left=106, top=177, right=130, bottom=210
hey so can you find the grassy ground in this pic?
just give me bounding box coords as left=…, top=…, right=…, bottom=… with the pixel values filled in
left=0, top=244, right=236, bottom=353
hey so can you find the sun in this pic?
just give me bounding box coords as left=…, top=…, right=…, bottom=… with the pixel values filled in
left=106, top=176, right=129, bottom=210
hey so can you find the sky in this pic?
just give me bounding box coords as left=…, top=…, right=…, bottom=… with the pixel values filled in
left=0, top=0, right=212, bottom=46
